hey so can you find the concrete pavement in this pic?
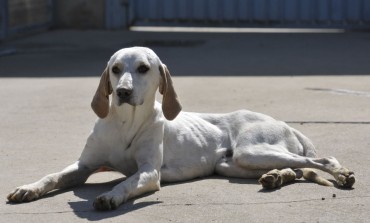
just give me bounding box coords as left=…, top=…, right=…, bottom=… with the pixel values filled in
left=1, top=30, right=370, bottom=222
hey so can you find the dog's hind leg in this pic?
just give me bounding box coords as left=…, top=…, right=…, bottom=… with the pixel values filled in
left=232, top=144, right=355, bottom=189
left=215, top=158, right=328, bottom=189
left=215, top=157, right=268, bottom=179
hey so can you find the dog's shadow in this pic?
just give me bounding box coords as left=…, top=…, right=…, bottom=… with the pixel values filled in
left=48, top=176, right=260, bottom=220
left=66, top=178, right=161, bottom=221
left=22, top=177, right=161, bottom=221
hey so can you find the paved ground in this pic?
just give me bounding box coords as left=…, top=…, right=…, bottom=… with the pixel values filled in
left=1, top=30, right=370, bottom=222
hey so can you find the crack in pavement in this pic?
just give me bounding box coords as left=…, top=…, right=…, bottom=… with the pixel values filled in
left=306, top=88, right=370, bottom=98
left=2, top=195, right=369, bottom=215
left=158, top=194, right=370, bottom=207
left=286, top=121, right=370, bottom=125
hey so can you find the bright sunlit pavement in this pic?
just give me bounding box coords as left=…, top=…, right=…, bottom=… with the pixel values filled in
left=130, top=26, right=346, bottom=33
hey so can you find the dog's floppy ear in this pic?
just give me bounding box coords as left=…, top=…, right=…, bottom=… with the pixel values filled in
left=91, top=67, right=113, bottom=119
left=159, top=64, right=182, bottom=120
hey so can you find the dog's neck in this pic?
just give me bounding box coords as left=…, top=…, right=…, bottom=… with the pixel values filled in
left=109, top=95, right=157, bottom=125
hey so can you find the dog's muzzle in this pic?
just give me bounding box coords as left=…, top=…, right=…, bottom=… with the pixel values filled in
left=117, top=87, right=133, bottom=104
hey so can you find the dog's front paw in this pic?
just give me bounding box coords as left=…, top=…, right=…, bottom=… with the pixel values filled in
left=7, top=185, right=41, bottom=203
left=334, top=168, right=355, bottom=188
left=93, top=192, right=124, bottom=211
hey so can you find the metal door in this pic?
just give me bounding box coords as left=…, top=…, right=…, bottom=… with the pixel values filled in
left=0, top=0, right=7, bottom=40
left=128, top=0, right=370, bottom=29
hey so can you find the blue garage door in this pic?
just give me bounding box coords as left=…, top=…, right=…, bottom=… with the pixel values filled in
left=129, top=0, right=370, bottom=29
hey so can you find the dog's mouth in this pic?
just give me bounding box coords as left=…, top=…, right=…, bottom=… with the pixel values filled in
left=117, top=97, right=143, bottom=107
left=118, top=98, right=134, bottom=106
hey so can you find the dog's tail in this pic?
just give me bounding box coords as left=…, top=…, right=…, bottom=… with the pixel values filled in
left=291, top=128, right=317, bottom=158
left=299, top=168, right=333, bottom=187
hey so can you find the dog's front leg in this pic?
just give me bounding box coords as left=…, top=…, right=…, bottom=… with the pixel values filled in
left=7, top=161, right=93, bottom=202
left=93, top=163, right=160, bottom=211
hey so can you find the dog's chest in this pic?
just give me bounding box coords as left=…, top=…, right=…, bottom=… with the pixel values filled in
left=108, top=140, right=138, bottom=175
left=102, top=123, right=141, bottom=175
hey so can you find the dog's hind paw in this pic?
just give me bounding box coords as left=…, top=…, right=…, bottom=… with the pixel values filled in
left=259, top=168, right=297, bottom=189
left=334, top=168, right=355, bottom=188
left=259, top=169, right=283, bottom=189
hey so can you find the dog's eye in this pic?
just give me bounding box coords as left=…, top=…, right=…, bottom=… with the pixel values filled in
left=137, top=65, right=149, bottom=74
left=112, top=66, right=121, bottom=74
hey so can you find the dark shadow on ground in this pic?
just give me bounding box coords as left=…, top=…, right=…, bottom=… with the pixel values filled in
left=1, top=31, right=370, bottom=77
left=160, top=175, right=260, bottom=188
left=37, top=178, right=162, bottom=221
left=64, top=175, right=260, bottom=220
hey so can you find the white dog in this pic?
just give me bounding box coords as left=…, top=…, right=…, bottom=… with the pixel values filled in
left=7, top=47, right=355, bottom=210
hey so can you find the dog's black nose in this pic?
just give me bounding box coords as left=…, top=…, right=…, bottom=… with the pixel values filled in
left=117, top=88, right=133, bottom=99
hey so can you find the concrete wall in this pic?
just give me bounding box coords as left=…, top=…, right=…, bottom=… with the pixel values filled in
left=54, top=0, right=106, bottom=29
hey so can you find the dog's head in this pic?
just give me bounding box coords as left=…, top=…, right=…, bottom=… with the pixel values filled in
left=91, top=47, right=182, bottom=120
